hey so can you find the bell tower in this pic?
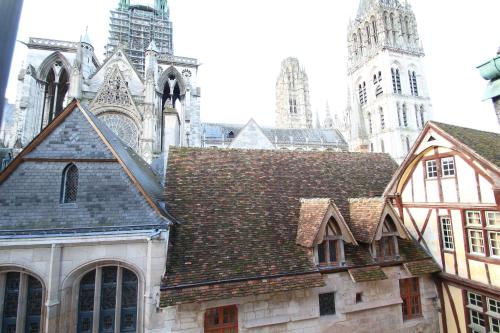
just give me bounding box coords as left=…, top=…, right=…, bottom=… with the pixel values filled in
left=345, top=0, right=433, bottom=163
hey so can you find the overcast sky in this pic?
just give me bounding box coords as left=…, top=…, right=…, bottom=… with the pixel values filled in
left=6, top=0, right=500, bottom=132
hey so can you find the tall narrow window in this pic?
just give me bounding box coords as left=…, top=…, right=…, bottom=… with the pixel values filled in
left=441, top=157, right=455, bottom=177
left=420, top=106, right=425, bottom=127
left=1, top=272, right=43, bottom=333
left=372, top=17, right=378, bottom=44
left=409, top=71, right=419, bottom=96
left=405, top=137, right=411, bottom=152
left=380, top=139, right=385, bottom=153
left=359, top=84, right=364, bottom=105
left=426, top=160, right=438, bottom=178
left=379, top=108, right=385, bottom=130
left=358, top=28, right=363, bottom=55
left=383, top=12, right=389, bottom=40
left=61, top=163, right=79, bottom=203
left=366, top=23, right=371, bottom=47
left=390, top=13, right=396, bottom=44
left=400, top=278, right=422, bottom=320
left=317, top=219, right=344, bottom=267
left=440, top=217, right=454, bottom=250
left=404, top=16, right=411, bottom=42
left=415, top=105, right=420, bottom=128
left=392, top=69, right=397, bottom=93
left=402, top=104, right=408, bottom=127
left=353, top=34, right=358, bottom=57
left=77, top=267, right=138, bottom=333
left=205, top=305, right=238, bottom=333
left=362, top=82, right=367, bottom=104
left=368, top=112, right=373, bottom=134
left=397, top=103, right=402, bottom=127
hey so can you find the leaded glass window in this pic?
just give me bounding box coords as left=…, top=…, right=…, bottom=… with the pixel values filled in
left=99, top=113, right=139, bottom=151
left=1, top=272, right=43, bottom=333
left=77, top=267, right=138, bottom=333
left=62, top=163, right=78, bottom=203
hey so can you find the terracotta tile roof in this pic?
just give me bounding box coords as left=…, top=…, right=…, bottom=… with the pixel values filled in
left=162, top=148, right=434, bottom=304
left=431, top=121, right=500, bottom=169
left=404, top=259, right=441, bottom=276
left=161, top=273, right=325, bottom=306
left=348, top=266, right=388, bottom=283
left=348, top=197, right=386, bottom=243
left=296, top=198, right=331, bottom=247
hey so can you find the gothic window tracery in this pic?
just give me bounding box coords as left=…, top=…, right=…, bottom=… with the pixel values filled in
left=43, top=61, right=69, bottom=126
left=98, top=114, right=139, bottom=151
left=409, top=71, right=419, bottom=96
left=371, top=16, right=378, bottom=44
left=77, top=267, right=138, bottom=333
left=391, top=68, right=401, bottom=94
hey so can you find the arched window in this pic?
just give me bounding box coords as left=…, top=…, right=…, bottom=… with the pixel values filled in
left=397, top=102, right=402, bottom=127
left=42, top=61, right=69, bottom=126
left=1, top=272, right=43, bottom=333
left=402, top=104, right=408, bottom=127
left=420, top=106, right=425, bottom=127
left=371, top=16, right=378, bottom=44
left=362, top=82, right=367, bottom=104
left=317, top=219, right=345, bottom=267
left=365, top=22, right=371, bottom=47
left=383, top=12, right=389, bottom=40
left=61, top=163, right=78, bottom=203
left=78, top=267, right=138, bottom=333
left=406, top=136, right=411, bottom=152
left=379, top=108, right=385, bottom=130
left=409, top=71, right=419, bottom=96
left=391, top=68, right=401, bottom=94
left=390, top=13, right=396, bottom=45
left=368, top=112, right=373, bottom=134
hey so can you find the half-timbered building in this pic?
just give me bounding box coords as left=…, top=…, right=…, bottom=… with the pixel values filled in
left=385, top=121, right=500, bottom=333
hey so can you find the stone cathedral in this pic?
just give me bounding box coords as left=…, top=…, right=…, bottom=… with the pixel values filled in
left=11, top=0, right=200, bottom=163
left=338, top=0, right=433, bottom=164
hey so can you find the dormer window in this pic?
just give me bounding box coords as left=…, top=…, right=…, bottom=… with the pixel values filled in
left=372, top=216, right=400, bottom=261
left=316, top=219, right=345, bottom=267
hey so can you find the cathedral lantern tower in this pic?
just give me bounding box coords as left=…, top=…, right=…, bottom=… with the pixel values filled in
left=275, top=58, right=313, bottom=129
left=345, top=0, right=433, bottom=163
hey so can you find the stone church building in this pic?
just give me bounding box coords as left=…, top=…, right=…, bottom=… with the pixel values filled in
left=11, top=0, right=201, bottom=163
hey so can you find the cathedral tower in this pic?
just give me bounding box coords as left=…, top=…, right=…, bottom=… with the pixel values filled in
left=105, top=0, right=173, bottom=75
left=345, top=0, right=432, bottom=163
left=275, top=58, right=312, bottom=129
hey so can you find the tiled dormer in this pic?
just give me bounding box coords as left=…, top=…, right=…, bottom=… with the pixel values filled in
left=296, top=198, right=357, bottom=268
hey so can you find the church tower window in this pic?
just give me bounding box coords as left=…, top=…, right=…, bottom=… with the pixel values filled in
left=372, top=16, right=378, bottom=44
left=391, top=68, right=402, bottom=94
left=409, top=71, right=419, bottom=96
left=402, top=104, right=408, bottom=127
left=420, top=106, right=425, bottom=127
left=390, top=13, right=396, bottom=45
left=381, top=139, right=385, bottom=153
left=406, top=137, right=411, bottom=152
left=379, top=108, right=385, bottom=130
left=397, top=103, right=402, bottom=127
left=383, top=12, right=389, bottom=40
left=61, top=163, right=79, bottom=204
left=368, top=112, right=373, bottom=134
left=77, top=267, right=138, bottom=333
left=365, top=23, right=371, bottom=47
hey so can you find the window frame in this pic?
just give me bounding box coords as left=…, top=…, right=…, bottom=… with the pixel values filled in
left=61, top=163, right=79, bottom=204
left=464, top=210, right=500, bottom=259
left=441, top=157, right=456, bottom=177
left=465, top=291, right=500, bottom=333
left=316, top=220, right=345, bottom=267
left=400, top=277, right=422, bottom=321
left=425, top=159, right=438, bottom=179
left=204, top=305, right=238, bottom=333
left=440, top=216, right=455, bottom=251
left=319, top=292, right=336, bottom=316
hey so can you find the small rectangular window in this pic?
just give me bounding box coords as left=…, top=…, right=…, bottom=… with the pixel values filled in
left=356, top=292, right=363, bottom=303
left=488, top=297, right=500, bottom=314
left=487, top=212, right=500, bottom=228
left=466, top=211, right=482, bottom=226
left=440, top=217, right=454, bottom=250
left=441, top=157, right=455, bottom=176
left=319, top=292, right=336, bottom=316
left=468, top=229, right=485, bottom=255
left=204, top=305, right=238, bottom=333
left=489, top=231, right=500, bottom=257
left=468, top=292, right=483, bottom=308
left=426, top=160, right=438, bottom=178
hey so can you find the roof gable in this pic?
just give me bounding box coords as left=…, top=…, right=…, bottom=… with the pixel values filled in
left=228, top=119, right=273, bottom=149
left=296, top=198, right=357, bottom=248
left=0, top=100, right=167, bottom=221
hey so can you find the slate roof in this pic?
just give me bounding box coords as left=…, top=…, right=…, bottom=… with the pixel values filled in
left=162, top=148, right=436, bottom=305
left=349, top=197, right=386, bottom=243
left=202, top=122, right=348, bottom=149
left=431, top=121, right=500, bottom=169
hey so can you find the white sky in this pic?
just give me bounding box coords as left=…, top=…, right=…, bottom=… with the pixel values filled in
left=6, top=0, right=500, bottom=132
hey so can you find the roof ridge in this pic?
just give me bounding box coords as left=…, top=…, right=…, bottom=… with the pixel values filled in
left=430, top=121, right=500, bottom=135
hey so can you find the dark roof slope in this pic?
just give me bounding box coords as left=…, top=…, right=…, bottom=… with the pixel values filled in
left=164, top=149, right=398, bottom=289
left=432, top=121, right=500, bottom=168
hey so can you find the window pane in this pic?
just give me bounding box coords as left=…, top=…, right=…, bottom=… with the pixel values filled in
left=468, top=230, right=485, bottom=254
left=441, top=157, right=455, bottom=176
left=466, top=211, right=482, bottom=226
left=400, top=278, right=421, bottom=320
left=205, top=306, right=237, bottom=330
left=468, top=292, right=483, bottom=308
left=2, top=272, right=20, bottom=333
left=490, top=317, right=500, bottom=333
left=318, top=242, right=326, bottom=264
left=440, top=217, right=454, bottom=250
left=319, top=292, right=336, bottom=316
left=426, top=160, right=437, bottom=178
left=121, top=269, right=138, bottom=332
left=469, top=309, right=485, bottom=327
left=100, top=267, right=117, bottom=333
left=490, top=232, right=500, bottom=257
left=488, top=297, right=500, bottom=314
left=487, top=212, right=500, bottom=228
left=25, top=276, right=43, bottom=333
left=328, top=240, right=337, bottom=263
left=78, top=270, right=95, bottom=333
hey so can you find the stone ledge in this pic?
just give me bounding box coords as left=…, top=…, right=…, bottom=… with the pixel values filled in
left=243, top=311, right=318, bottom=329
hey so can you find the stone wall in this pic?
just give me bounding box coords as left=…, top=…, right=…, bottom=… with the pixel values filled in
left=158, top=266, right=440, bottom=333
